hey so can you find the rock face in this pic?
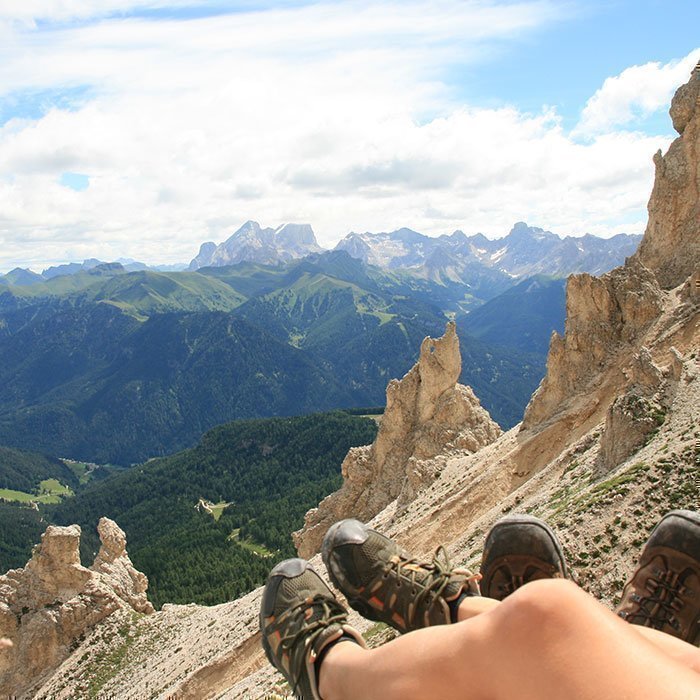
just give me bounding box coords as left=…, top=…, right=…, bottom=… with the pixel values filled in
left=635, top=62, right=700, bottom=289
left=522, top=258, right=664, bottom=429
left=523, top=64, right=700, bottom=432
left=294, top=322, right=501, bottom=557
left=596, top=347, right=666, bottom=471
left=0, top=518, right=153, bottom=698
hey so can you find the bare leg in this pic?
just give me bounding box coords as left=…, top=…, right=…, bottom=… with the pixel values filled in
left=456, top=588, right=700, bottom=673
left=455, top=595, right=498, bottom=621
left=319, top=579, right=700, bottom=700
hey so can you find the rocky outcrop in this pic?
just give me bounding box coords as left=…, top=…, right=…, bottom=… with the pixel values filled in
left=90, top=518, right=154, bottom=614
left=0, top=518, right=153, bottom=698
left=294, top=322, right=501, bottom=557
left=523, top=65, right=700, bottom=432
left=522, top=258, right=663, bottom=430
left=635, top=62, right=700, bottom=289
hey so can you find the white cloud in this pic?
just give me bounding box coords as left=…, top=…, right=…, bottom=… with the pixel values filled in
left=0, top=0, right=206, bottom=23
left=575, top=49, right=700, bottom=136
left=0, top=1, right=693, bottom=272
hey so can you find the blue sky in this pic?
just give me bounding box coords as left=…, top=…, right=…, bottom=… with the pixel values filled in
left=0, top=0, right=698, bottom=272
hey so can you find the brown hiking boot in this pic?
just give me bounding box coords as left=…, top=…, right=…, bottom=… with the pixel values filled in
left=480, top=514, right=569, bottom=600
left=617, top=510, right=700, bottom=645
left=322, top=519, right=480, bottom=633
left=260, top=558, right=365, bottom=699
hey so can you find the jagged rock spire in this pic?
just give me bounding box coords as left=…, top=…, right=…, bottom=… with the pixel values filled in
left=294, top=322, right=501, bottom=557
left=634, top=65, right=700, bottom=288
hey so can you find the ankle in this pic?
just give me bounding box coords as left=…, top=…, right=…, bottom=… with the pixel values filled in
left=317, top=639, right=365, bottom=700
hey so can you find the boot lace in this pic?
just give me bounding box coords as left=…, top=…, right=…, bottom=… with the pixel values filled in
left=276, top=594, right=347, bottom=691
left=379, top=546, right=478, bottom=625
left=624, top=567, right=688, bottom=632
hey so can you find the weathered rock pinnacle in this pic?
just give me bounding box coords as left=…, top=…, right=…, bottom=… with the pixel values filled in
left=294, top=322, right=501, bottom=557
left=634, top=65, right=699, bottom=289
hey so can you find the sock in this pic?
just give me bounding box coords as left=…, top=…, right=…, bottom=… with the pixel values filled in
left=314, top=634, right=359, bottom=678
left=448, top=591, right=470, bottom=623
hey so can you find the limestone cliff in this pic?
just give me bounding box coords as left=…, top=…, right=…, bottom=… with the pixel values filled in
left=521, top=62, right=699, bottom=452
left=635, top=61, right=700, bottom=289
left=294, top=322, right=501, bottom=557
left=0, top=518, right=153, bottom=698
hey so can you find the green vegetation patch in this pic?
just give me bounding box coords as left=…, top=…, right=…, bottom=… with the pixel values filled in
left=85, top=612, right=147, bottom=699
left=0, top=487, right=40, bottom=503
left=0, top=479, right=73, bottom=505
left=229, top=528, right=275, bottom=557
left=208, top=501, right=230, bottom=522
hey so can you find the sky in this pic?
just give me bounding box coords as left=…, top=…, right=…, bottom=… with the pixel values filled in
left=0, top=1, right=698, bottom=272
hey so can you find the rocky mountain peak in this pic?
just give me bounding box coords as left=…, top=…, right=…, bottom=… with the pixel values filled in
left=522, top=66, right=699, bottom=435
left=188, top=221, right=322, bottom=269
left=188, top=241, right=217, bottom=270
left=275, top=223, right=320, bottom=247
left=294, top=321, right=501, bottom=557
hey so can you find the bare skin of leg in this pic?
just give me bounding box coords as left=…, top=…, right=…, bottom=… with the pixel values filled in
left=319, top=580, right=700, bottom=700
left=455, top=593, right=700, bottom=673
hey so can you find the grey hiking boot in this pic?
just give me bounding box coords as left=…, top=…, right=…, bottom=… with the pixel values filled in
left=260, top=558, right=365, bottom=699
left=617, top=509, right=700, bottom=645
left=480, top=514, right=569, bottom=600
left=321, top=519, right=480, bottom=634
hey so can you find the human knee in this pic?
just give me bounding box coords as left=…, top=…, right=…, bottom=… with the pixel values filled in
left=491, top=578, right=584, bottom=642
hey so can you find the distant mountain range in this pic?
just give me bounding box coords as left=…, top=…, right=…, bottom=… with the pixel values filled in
left=186, top=219, right=640, bottom=282
left=334, top=221, right=641, bottom=280
left=0, top=250, right=562, bottom=463
left=0, top=220, right=641, bottom=464
left=1, top=221, right=640, bottom=295
left=0, top=258, right=186, bottom=287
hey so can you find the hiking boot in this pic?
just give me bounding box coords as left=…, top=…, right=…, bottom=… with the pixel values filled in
left=617, top=509, right=700, bottom=644
left=321, top=518, right=480, bottom=634
left=480, top=514, right=569, bottom=600
left=260, top=558, right=365, bottom=699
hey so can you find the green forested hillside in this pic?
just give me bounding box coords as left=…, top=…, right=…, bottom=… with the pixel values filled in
left=0, top=254, right=561, bottom=463
left=0, top=445, right=78, bottom=492
left=0, top=306, right=355, bottom=463
left=52, top=411, right=377, bottom=607
left=0, top=503, right=46, bottom=568
left=460, top=276, right=566, bottom=355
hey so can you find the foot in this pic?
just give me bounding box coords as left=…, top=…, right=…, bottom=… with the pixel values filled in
left=321, top=519, right=480, bottom=634
left=260, top=558, right=365, bottom=699
left=617, top=509, right=700, bottom=644
left=480, top=514, right=569, bottom=600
